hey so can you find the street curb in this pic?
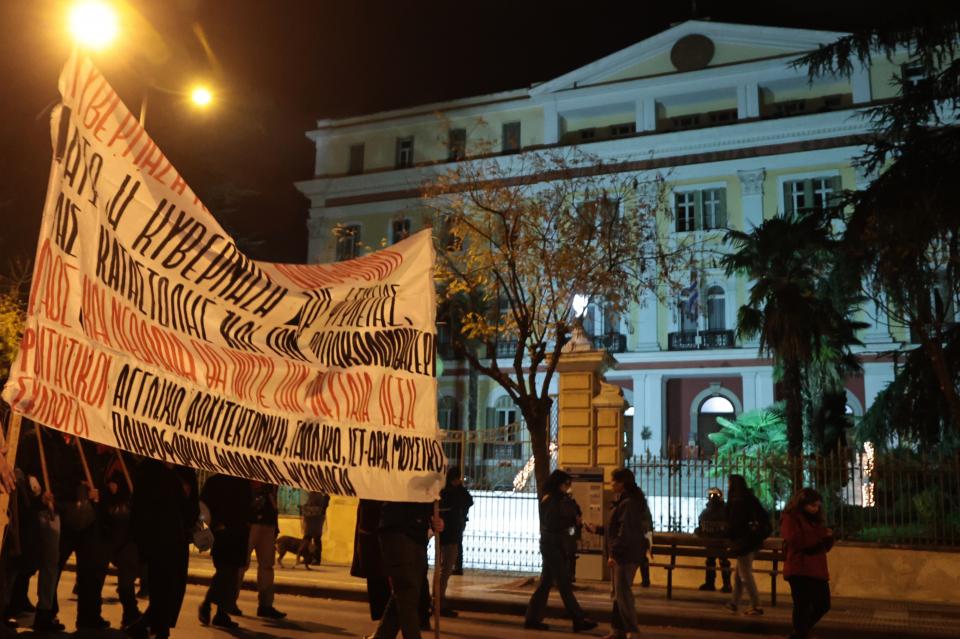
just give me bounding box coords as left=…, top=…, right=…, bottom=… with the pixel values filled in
left=179, top=571, right=953, bottom=639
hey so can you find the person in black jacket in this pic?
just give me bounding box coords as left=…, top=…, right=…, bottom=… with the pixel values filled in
left=695, top=487, right=732, bottom=592
left=365, top=501, right=443, bottom=639
left=435, top=467, right=473, bottom=617
left=524, top=470, right=598, bottom=634
left=125, top=459, right=199, bottom=639
left=725, top=474, right=767, bottom=616
left=101, top=448, right=140, bottom=627
left=588, top=468, right=651, bottom=639
left=351, top=499, right=391, bottom=622
left=198, top=474, right=251, bottom=630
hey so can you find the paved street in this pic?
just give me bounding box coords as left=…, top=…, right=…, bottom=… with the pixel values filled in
left=23, top=572, right=766, bottom=639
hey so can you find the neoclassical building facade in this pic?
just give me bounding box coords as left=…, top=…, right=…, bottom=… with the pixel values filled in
left=297, top=20, right=915, bottom=458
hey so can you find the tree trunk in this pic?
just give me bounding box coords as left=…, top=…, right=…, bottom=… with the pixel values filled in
left=783, top=359, right=805, bottom=490
left=521, top=399, right=552, bottom=498
left=922, top=337, right=960, bottom=433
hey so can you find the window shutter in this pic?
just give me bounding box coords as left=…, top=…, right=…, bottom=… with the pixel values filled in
left=674, top=193, right=683, bottom=232
left=486, top=407, right=496, bottom=429
left=803, top=179, right=814, bottom=213
left=716, top=188, right=727, bottom=228
left=783, top=182, right=794, bottom=215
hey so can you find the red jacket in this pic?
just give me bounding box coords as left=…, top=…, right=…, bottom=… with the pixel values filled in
left=780, top=511, right=833, bottom=580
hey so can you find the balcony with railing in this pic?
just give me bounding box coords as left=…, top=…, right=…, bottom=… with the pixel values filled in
left=591, top=332, right=627, bottom=353
left=667, top=329, right=736, bottom=351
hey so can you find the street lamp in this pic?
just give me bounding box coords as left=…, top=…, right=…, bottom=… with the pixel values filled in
left=190, top=86, right=213, bottom=108
left=68, top=1, right=119, bottom=50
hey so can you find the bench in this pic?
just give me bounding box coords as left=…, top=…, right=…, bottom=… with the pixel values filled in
left=649, top=532, right=785, bottom=606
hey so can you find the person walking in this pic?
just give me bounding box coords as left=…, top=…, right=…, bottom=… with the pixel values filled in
left=725, top=474, right=770, bottom=617
left=125, top=460, right=199, bottom=639
left=595, top=468, right=652, bottom=639
left=102, top=449, right=141, bottom=627
left=364, top=501, right=443, bottom=639
left=198, top=474, right=251, bottom=630
left=436, top=467, right=473, bottom=617
left=242, top=481, right=286, bottom=619
left=300, top=491, right=330, bottom=569
left=695, top=487, right=732, bottom=592
left=524, top=470, right=598, bottom=633
left=782, top=488, right=834, bottom=639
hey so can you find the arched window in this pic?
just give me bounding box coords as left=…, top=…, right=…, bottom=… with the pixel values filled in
left=706, top=285, right=725, bottom=331
left=696, top=394, right=736, bottom=457
left=438, top=396, right=459, bottom=430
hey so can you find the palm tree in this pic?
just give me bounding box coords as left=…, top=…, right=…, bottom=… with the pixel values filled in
left=722, top=211, right=864, bottom=471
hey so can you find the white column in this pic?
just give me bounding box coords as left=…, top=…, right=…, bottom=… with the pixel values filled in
left=638, top=96, right=657, bottom=132
left=632, top=373, right=664, bottom=456
left=741, top=370, right=758, bottom=411
left=306, top=214, right=326, bottom=263
left=851, top=63, right=873, bottom=104
left=755, top=368, right=775, bottom=409
left=633, top=293, right=660, bottom=351
left=737, top=168, right=765, bottom=230
left=863, top=362, right=895, bottom=410
left=542, top=102, right=559, bottom=145
left=737, top=82, right=760, bottom=119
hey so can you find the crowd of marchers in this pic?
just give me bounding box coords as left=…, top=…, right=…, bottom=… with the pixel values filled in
left=0, top=427, right=832, bottom=639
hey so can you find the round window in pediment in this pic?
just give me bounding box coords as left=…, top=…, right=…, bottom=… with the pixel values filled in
left=670, top=34, right=715, bottom=72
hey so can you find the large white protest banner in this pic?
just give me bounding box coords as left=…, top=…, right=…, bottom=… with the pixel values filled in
left=1, top=54, right=444, bottom=502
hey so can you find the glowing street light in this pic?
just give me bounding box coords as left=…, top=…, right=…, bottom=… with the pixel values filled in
left=190, top=86, right=213, bottom=108
left=68, top=1, right=119, bottom=50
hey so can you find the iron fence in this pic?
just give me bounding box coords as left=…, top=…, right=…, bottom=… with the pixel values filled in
left=627, top=449, right=960, bottom=547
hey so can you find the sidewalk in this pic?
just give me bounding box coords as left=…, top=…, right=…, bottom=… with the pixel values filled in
left=185, top=550, right=960, bottom=638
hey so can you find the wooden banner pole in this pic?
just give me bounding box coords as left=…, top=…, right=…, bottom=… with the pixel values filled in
left=35, top=424, right=51, bottom=510
left=115, top=449, right=133, bottom=493
left=74, top=438, right=98, bottom=503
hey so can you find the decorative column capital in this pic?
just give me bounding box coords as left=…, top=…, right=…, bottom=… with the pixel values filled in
left=306, top=216, right=325, bottom=238
left=737, top=168, right=766, bottom=196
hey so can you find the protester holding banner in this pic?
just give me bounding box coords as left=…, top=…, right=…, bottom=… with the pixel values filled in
left=352, top=499, right=391, bottom=621
left=300, top=490, right=330, bottom=569
left=127, top=459, right=199, bottom=639
left=365, top=501, right=443, bottom=639
left=199, top=474, right=252, bottom=629
left=242, top=481, right=286, bottom=619
left=102, top=449, right=141, bottom=627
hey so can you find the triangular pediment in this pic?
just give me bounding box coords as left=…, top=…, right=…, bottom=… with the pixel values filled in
left=531, top=21, right=848, bottom=95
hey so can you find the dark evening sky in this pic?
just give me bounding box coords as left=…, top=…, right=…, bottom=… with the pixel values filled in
left=0, top=0, right=943, bottom=272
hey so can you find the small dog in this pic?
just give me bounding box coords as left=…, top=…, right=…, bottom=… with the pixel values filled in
left=275, top=535, right=320, bottom=568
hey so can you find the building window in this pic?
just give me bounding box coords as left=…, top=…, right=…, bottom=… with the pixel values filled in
left=706, top=286, right=725, bottom=331
left=502, top=121, right=521, bottom=153
left=448, top=128, right=466, bottom=161
left=335, top=223, right=361, bottom=261
left=782, top=176, right=841, bottom=214
left=674, top=188, right=727, bottom=232
left=901, top=61, right=928, bottom=92
left=438, top=396, right=459, bottom=430
left=395, top=136, right=414, bottom=168
left=348, top=143, right=365, bottom=175
left=610, top=123, right=636, bottom=137
left=390, top=218, right=411, bottom=244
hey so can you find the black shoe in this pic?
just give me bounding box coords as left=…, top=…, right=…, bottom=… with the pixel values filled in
left=641, top=581, right=651, bottom=588
left=212, top=612, right=239, bottom=629
left=198, top=601, right=211, bottom=626
left=77, top=616, right=111, bottom=630
left=121, top=609, right=142, bottom=628
left=721, top=584, right=732, bottom=593
left=224, top=604, right=243, bottom=616
left=439, top=608, right=459, bottom=618
left=524, top=621, right=550, bottom=630
left=699, top=583, right=717, bottom=591
left=573, top=618, right=598, bottom=632
left=257, top=606, right=287, bottom=619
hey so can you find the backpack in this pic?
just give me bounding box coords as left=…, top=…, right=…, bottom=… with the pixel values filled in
left=748, top=497, right=773, bottom=541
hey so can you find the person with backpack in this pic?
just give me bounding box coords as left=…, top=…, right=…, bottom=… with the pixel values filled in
left=781, top=488, right=834, bottom=639
left=724, top=474, right=770, bottom=616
